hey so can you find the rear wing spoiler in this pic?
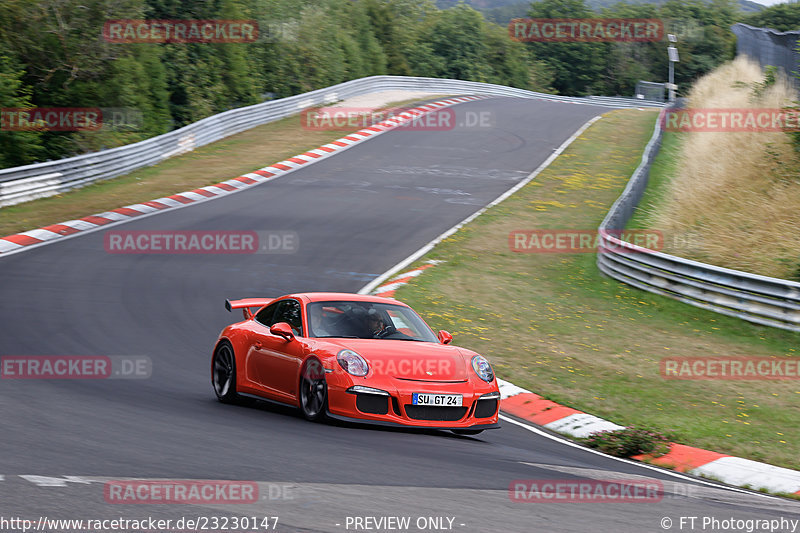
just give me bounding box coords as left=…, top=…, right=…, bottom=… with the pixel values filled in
left=225, top=298, right=273, bottom=319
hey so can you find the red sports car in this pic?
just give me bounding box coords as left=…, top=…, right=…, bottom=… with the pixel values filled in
left=211, top=293, right=500, bottom=434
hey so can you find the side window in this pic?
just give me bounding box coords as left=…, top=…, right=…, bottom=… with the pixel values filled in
left=254, top=302, right=279, bottom=326
left=271, top=300, right=302, bottom=335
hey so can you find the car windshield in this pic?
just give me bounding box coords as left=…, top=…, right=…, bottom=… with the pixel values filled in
left=306, top=301, right=438, bottom=342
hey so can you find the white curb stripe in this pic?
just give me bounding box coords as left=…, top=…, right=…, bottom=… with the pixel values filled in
left=17, top=229, right=63, bottom=242
left=0, top=240, right=24, bottom=252
left=497, top=378, right=532, bottom=399
left=59, top=220, right=100, bottom=231
left=92, top=211, right=130, bottom=222
left=151, top=197, right=186, bottom=208
left=122, top=204, right=159, bottom=214
left=543, top=413, right=626, bottom=438
left=198, top=186, right=233, bottom=196
left=691, top=457, right=800, bottom=494
left=175, top=191, right=208, bottom=202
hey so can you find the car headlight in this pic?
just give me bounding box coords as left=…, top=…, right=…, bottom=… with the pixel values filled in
left=471, top=355, right=494, bottom=382
left=337, top=349, right=369, bottom=376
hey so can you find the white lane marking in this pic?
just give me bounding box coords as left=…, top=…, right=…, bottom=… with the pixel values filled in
left=359, top=115, right=603, bottom=295
left=499, top=414, right=777, bottom=499
left=19, top=475, right=92, bottom=487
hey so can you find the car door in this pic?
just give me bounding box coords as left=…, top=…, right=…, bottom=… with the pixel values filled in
left=251, top=299, right=306, bottom=399
left=243, top=301, right=277, bottom=389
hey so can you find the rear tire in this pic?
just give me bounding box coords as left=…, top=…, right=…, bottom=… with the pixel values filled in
left=299, top=359, right=328, bottom=421
left=212, top=341, right=239, bottom=404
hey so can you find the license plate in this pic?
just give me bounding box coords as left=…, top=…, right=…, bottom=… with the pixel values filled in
left=412, top=393, right=462, bottom=407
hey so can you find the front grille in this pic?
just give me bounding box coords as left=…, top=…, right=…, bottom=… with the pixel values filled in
left=356, top=394, right=389, bottom=415
left=474, top=399, right=498, bottom=418
left=404, top=405, right=467, bottom=421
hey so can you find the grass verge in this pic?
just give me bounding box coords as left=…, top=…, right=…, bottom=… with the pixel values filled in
left=392, top=108, right=800, bottom=470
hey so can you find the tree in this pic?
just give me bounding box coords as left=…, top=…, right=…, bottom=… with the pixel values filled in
left=0, top=53, right=44, bottom=168
left=745, top=3, right=800, bottom=32
left=525, top=0, right=608, bottom=95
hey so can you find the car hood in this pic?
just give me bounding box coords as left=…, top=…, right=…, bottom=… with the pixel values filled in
left=318, top=338, right=470, bottom=381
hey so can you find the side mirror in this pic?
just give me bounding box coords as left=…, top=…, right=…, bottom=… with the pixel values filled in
left=270, top=322, right=295, bottom=341
left=437, top=330, right=453, bottom=345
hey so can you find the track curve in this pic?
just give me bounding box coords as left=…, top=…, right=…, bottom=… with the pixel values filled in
left=1, top=97, right=798, bottom=532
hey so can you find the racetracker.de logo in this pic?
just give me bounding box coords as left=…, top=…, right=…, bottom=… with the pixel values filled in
left=509, top=18, right=664, bottom=42
left=509, top=229, right=663, bottom=253
left=1, top=356, right=151, bottom=379
left=104, top=480, right=258, bottom=504
left=1, top=107, right=144, bottom=132
left=103, top=19, right=258, bottom=43
left=1, top=108, right=101, bottom=132
left=510, top=479, right=663, bottom=502
left=301, top=107, right=471, bottom=132
left=661, top=357, right=800, bottom=380
left=661, top=108, right=800, bottom=132
left=104, top=230, right=298, bottom=254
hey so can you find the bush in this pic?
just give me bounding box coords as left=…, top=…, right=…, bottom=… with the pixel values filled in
left=581, top=426, right=672, bottom=458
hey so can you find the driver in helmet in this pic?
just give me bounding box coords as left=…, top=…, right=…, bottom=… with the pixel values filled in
left=366, top=309, right=388, bottom=337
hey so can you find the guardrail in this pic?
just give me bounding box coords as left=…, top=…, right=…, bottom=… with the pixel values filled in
left=597, top=108, right=800, bottom=332
left=0, top=76, right=661, bottom=207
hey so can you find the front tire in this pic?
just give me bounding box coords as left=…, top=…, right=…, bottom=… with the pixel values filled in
left=299, top=359, right=328, bottom=421
left=212, top=341, right=239, bottom=404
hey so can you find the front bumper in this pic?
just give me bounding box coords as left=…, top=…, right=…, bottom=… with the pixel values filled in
left=326, top=411, right=500, bottom=431
left=325, top=374, right=500, bottom=429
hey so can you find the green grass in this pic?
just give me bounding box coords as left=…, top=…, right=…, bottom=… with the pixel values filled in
left=392, top=109, right=800, bottom=470
left=626, top=130, right=682, bottom=231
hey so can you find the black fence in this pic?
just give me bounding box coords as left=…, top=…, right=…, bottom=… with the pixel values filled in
left=732, top=23, right=800, bottom=84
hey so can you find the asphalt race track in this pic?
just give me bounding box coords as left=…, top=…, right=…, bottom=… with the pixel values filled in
left=1, top=97, right=799, bottom=532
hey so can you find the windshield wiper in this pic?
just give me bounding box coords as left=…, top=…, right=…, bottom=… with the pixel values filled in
left=315, top=335, right=360, bottom=339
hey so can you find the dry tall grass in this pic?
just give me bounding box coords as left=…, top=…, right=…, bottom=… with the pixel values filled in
left=651, top=56, right=800, bottom=279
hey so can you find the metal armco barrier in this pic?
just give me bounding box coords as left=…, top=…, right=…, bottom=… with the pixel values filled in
left=597, top=108, right=800, bottom=332
left=0, top=76, right=660, bottom=207
left=732, top=23, right=800, bottom=84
